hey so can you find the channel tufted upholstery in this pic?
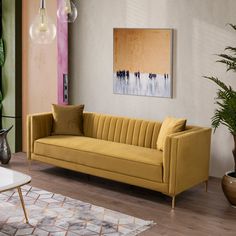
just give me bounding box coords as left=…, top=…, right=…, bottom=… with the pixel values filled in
left=83, top=113, right=161, bottom=149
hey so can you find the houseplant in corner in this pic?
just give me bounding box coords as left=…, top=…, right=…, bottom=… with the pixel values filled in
left=0, top=0, right=5, bottom=128
left=205, top=24, right=236, bottom=207
left=0, top=37, right=4, bottom=120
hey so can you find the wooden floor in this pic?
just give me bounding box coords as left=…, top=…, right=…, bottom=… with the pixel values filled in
left=2, top=153, right=236, bottom=235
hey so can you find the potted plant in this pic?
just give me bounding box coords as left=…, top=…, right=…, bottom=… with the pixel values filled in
left=205, top=24, right=236, bottom=207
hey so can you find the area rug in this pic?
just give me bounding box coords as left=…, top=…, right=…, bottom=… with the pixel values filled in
left=0, top=185, right=155, bottom=236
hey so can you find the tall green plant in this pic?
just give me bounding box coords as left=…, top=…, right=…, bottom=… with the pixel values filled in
left=0, top=38, right=4, bottom=66
left=0, top=0, right=4, bottom=129
left=0, top=37, right=4, bottom=110
left=204, top=24, right=236, bottom=176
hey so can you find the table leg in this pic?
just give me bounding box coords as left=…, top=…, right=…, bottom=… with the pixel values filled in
left=17, top=187, right=29, bottom=223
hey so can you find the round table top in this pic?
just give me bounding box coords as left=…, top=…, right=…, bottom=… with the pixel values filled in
left=0, top=167, right=31, bottom=192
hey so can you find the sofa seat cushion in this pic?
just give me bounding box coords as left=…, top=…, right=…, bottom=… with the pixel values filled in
left=34, top=136, right=163, bottom=183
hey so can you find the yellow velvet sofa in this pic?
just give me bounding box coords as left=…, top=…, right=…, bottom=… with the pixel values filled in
left=27, top=112, right=211, bottom=208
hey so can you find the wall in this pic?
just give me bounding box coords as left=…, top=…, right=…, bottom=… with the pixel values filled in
left=2, top=0, right=22, bottom=152
left=70, top=0, right=236, bottom=177
left=22, top=0, right=57, bottom=151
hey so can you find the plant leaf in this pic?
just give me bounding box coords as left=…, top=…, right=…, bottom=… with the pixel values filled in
left=0, top=38, right=5, bottom=66
left=228, top=23, right=236, bottom=31
left=203, top=76, right=230, bottom=91
left=217, top=53, right=236, bottom=62
left=216, top=59, right=236, bottom=72
left=225, top=46, right=236, bottom=54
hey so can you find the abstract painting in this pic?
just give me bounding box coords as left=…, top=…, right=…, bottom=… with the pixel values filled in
left=113, top=28, right=173, bottom=98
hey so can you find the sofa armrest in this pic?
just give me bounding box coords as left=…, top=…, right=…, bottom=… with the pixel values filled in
left=163, top=128, right=211, bottom=196
left=27, top=113, right=53, bottom=160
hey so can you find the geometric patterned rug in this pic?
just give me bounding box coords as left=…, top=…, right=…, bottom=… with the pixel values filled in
left=0, top=185, right=155, bottom=236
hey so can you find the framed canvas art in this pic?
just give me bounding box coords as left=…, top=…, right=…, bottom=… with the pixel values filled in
left=113, top=28, right=173, bottom=98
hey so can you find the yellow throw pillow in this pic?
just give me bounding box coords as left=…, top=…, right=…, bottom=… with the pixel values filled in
left=52, top=104, right=84, bottom=136
left=157, top=117, right=186, bottom=151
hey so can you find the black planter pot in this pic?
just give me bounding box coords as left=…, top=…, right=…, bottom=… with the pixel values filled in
left=0, top=125, right=13, bottom=164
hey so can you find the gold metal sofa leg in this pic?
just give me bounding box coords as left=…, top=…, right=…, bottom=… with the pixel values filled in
left=205, top=180, right=208, bottom=192
left=172, top=196, right=176, bottom=209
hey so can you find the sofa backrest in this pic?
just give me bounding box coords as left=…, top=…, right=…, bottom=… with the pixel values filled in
left=83, top=112, right=162, bottom=149
left=83, top=112, right=198, bottom=149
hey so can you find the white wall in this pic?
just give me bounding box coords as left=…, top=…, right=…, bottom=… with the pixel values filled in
left=69, top=0, right=236, bottom=177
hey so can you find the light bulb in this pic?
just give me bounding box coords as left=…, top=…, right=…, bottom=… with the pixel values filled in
left=57, top=0, right=78, bottom=23
left=29, top=0, right=56, bottom=44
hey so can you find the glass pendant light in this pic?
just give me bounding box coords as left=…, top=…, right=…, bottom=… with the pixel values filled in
left=29, top=0, right=56, bottom=44
left=57, top=0, right=78, bottom=23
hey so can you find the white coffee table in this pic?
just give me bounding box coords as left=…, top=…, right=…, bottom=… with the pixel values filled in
left=0, top=167, right=31, bottom=223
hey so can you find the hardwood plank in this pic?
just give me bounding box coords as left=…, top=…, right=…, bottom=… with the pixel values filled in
left=2, top=153, right=236, bottom=235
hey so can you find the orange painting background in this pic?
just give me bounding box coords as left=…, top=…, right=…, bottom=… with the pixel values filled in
left=114, top=29, right=172, bottom=74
